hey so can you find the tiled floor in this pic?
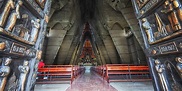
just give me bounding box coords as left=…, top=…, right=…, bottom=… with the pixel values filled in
left=66, top=72, right=117, bottom=91
left=35, top=84, right=70, bottom=91
left=110, top=82, right=154, bottom=91
left=34, top=67, right=154, bottom=91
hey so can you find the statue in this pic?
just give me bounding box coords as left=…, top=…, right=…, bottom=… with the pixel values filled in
left=141, top=18, right=155, bottom=43
left=0, top=42, right=5, bottom=50
left=173, top=0, right=182, bottom=21
left=136, top=0, right=149, bottom=9
left=155, top=59, right=170, bottom=91
left=35, top=0, right=46, bottom=8
left=0, top=0, right=4, bottom=9
left=0, top=59, right=2, bottom=64
left=21, top=14, right=30, bottom=41
left=5, top=0, right=23, bottom=31
left=166, top=62, right=182, bottom=91
left=36, top=50, right=42, bottom=60
left=162, top=0, right=182, bottom=31
left=175, top=57, right=182, bottom=78
left=0, top=0, right=15, bottom=27
left=154, top=13, right=168, bottom=37
left=5, top=72, right=17, bottom=91
left=17, top=61, right=29, bottom=91
left=30, top=19, right=40, bottom=43
left=0, top=58, right=12, bottom=91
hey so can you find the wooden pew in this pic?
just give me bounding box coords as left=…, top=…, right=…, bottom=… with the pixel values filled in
left=43, top=65, right=70, bottom=68
left=36, top=65, right=74, bottom=84
left=36, top=65, right=85, bottom=84
left=105, top=64, right=151, bottom=82
left=102, top=64, right=136, bottom=80
left=73, top=66, right=85, bottom=79
left=91, top=65, right=104, bottom=77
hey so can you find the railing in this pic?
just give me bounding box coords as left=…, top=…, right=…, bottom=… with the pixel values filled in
left=91, top=64, right=151, bottom=83
left=36, top=65, right=85, bottom=84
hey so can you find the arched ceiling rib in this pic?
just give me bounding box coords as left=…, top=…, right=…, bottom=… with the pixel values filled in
left=44, top=0, right=145, bottom=65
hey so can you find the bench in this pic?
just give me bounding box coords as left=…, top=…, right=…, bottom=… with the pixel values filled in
left=43, top=65, right=85, bottom=78
left=91, top=65, right=104, bottom=77
left=91, top=64, right=134, bottom=78
left=105, top=64, right=151, bottom=82
left=36, top=65, right=85, bottom=84
left=73, top=66, right=85, bottom=79
left=36, top=65, right=74, bottom=84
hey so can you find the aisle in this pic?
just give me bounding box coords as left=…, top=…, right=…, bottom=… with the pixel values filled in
left=35, top=66, right=154, bottom=91
left=66, top=71, right=117, bottom=91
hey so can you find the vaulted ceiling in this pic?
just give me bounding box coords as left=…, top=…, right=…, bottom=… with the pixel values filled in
left=43, top=0, right=146, bottom=65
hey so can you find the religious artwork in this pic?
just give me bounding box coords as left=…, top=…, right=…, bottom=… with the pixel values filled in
left=10, top=6, right=40, bottom=43
left=0, top=37, right=37, bottom=58
left=24, top=0, right=44, bottom=18
left=136, top=0, right=149, bottom=9
left=154, top=13, right=168, bottom=38
left=0, top=0, right=4, bottom=9
left=30, top=19, right=40, bottom=43
left=5, top=0, right=23, bottom=32
left=0, top=0, right=42, bottom=45
left=132, top=0, right=182, bottom=90
left=0, top=42, right=5, bottom=50
left=0, top=0, right=15, bottom=27
left=35, top=0, right=46, bottom=9
left=0, top=58, right=12, bottom=91
left=134, top=0, right=160, bottom=17
left=36, top=50, right=42, bottom=60
left=0, top=59, right=2, bottom=64
left=136, top=0, right=182, bottom=44
left=11, top=13, right=32, bottom=42
left=5, top=73, right=17, bottom=91
left=78, top=24, right=97, bottom=66
left=0, top=0, right=51, bottom=90
left=155, top=59, right=170, bottom=91
left=141, top=18, right=155, bottom=43
left=165, top=61, right=182, bottom=91
left=44, top=0, right=51, bottom=23
left=162, top=0, right=182, bottom=31
left=175, top=57, right=182, bottom=78
left=30, top=60, right=39, bottom=90
left=17, top=61, right=30, bottom=91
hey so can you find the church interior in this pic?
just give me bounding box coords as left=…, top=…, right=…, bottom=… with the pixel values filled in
left=0, top=0, right=182, bottom=91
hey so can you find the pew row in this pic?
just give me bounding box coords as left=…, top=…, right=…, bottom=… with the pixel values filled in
left=91, top=64, right=151, bottom=83
left=91, top=65, right=105, bottom=77
left=36, top=65, right=85, bottom=84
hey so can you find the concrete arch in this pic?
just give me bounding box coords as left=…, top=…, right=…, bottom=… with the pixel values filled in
left=51, top=22, right=64, bottom=30
left=111, top=22, right=124, bottom=30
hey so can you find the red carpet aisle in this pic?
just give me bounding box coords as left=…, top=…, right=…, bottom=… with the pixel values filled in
left=66, top=72, right=117, bottom=91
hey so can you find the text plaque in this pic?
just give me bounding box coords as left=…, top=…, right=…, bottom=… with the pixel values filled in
left=10, top=43, right=27, bottom=55
left=159, top=42, right=178, bottom=54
